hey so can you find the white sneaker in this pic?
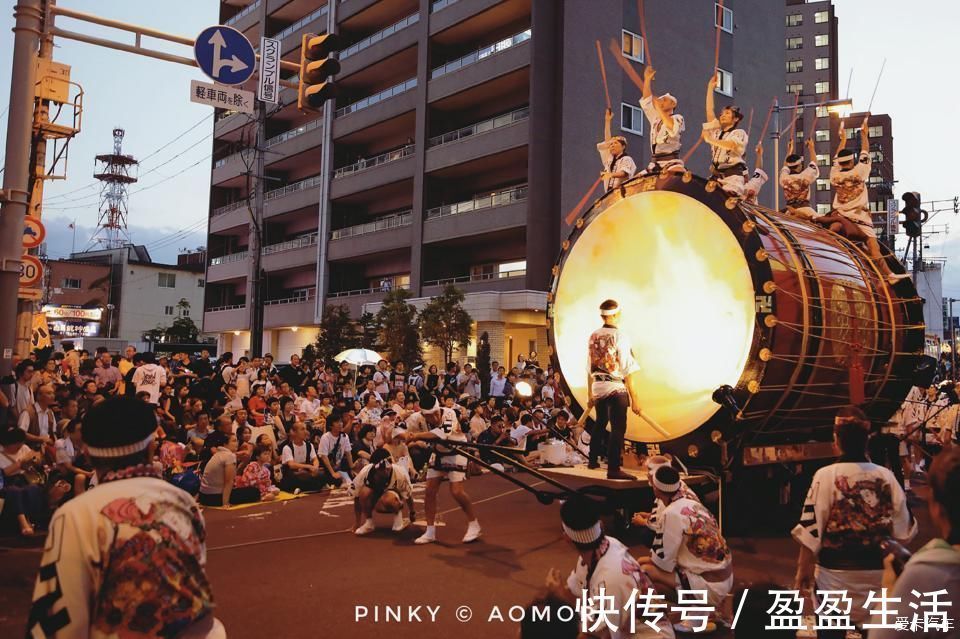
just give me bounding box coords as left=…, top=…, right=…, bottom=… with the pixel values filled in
left=392, top=512, right=410, bottom=532
left=355, top=520, right=375, bottom=536
left=414, top=531, right=436, bottom=545
left=462, top=520, right=482, bottom=543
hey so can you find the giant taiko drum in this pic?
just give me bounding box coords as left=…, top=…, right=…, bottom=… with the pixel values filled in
left=547, top=173, right=924, bottom=456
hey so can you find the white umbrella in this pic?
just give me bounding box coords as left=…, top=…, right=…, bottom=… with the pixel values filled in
left=333, top=348, right=382, bottom=366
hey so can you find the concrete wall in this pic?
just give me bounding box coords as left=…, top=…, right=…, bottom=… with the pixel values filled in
left=118, top=265, right=205, bottom=342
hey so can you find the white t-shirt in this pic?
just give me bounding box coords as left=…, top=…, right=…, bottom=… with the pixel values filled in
left=132, top=363, right=166, bottom=403
left=510, top=424, right=533, bottom=450
left=296, top=397, right=323, bottom=421
left=429, top=407, right=467, bottom=470
left=281, top=440, right=315, bottom=466
left=373, top=370, right=390, bottom=395
left=55, top=437, right=79, bottom=465
left=18, top=403, right=54, bottom=438
left=0, top=444, right=33, bottom=475
left=587, top=326, right=641, bottom=399
left=318, top=432, right=352, bottom=468
left=200, top=449, right=237, bottom=495
left=352, top=463, right=412, bottom=501
left=489, top=375, right=507, bottom=397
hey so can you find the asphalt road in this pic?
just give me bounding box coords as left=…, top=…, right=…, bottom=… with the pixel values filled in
left=0, top=473, right=934, bottom=639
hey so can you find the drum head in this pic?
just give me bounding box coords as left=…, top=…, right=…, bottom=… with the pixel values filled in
left=552, top=190, right=756, bottom=442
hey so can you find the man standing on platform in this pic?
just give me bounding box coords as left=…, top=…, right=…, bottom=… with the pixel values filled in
left=586, top=299, right=642, bottom=481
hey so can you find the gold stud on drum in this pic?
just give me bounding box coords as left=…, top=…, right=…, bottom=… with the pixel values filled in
left=747, top=380, right=761, bottom=394
left=682, top=171, right=693, bottom=183
left=725, top=198, right=738, bottom=210
left=551, top=265, right=559, bottom=276
left=687, top=445, right=700, bottom=458
left=705, top=180, right=718, bottom=193
left=755, top=249, right=769, bottom=262
left=764, top=314, right=778, bottom=328
left=763, top=281, right=777, bottom=294
left=547, top=345, right=554, bottom=356
left=546, top=292, right=554, bottom=303
left=561, top=240, right=570, bottom=251
left=742, top=220, right=756, bottom=233
left=575, top=218, right=584, bottom=229
left=710, top=430, right=723, bottom=444
left=759, top=348, right=772, bottom=361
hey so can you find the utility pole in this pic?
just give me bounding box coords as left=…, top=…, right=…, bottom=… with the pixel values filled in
left=0, top=0, right=43, bottom=376
left=246, top=0, right=268, bottom=358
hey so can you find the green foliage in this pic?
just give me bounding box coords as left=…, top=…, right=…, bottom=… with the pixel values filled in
left=418, top=285, right=473, bottom=364
left=142, top=298, right=199, bottom=343
left=376, top=288, right=421, bottom=364
left=315, top=304, right=359, bottom=364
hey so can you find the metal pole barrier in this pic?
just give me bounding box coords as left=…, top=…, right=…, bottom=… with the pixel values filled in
left=0, top=0, right=44, bottom=377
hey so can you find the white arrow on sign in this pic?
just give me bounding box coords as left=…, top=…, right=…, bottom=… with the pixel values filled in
left=209, top=30, right=249, bottom=78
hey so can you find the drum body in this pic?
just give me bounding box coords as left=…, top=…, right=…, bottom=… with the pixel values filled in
left=548, top=173, right=923, bottom=458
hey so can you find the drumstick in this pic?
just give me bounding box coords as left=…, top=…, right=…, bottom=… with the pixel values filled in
left=637, top=0, right=653, bottom=67
left=746, top=107, right=755, bottom=142
left=638, top=409, right=670, bottom=438
left=714, top=0, right=725, bottom=72
left=564, top=176, right=603, bottom=226
left=806, top=111, right=820, bottom=143
left=786, top=90, right=801, bottom=142
left=757, top=98, right=775, bottom=143
left=608, top=39, right=644, bottom=90
left=867, top=58, right=887, bottom=113
left=596, top=40, right=611, bottom=111
left=681, top=136, right=703, bottom=165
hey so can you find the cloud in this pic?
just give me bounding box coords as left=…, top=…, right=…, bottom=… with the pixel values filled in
left=42, top=214, right=206, bottom=264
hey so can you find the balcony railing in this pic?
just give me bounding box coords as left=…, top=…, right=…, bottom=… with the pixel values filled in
left=330, top=211, right=412, bottom=240
left=212, top=200, right=250, bottom=218
left=328, top=283, right=410, bottom=298
left=431, top=29, right=531, bottom=79
left=209, top=251, right=249, bottom=266
left=274, top=4, right=328, bottom=41
left=225, top=0, right=260, bottom=25
left=431, top=0, right=460, bottom=11
left=264, top=289, right=316, bottom=306
left=213, top=148, right=254, bottom=169
left=333, top=145, right=414, bottom=178
left=335, top=78, right=417, bottom=118
left=423, top=270, right=525, bottom=287
left=265, top=117, right=323, bottom=148
left=265, top=174, right=323, bottom=202
left=428, top=106, right=529, bottom=148
left=341, top=13, right=419, bottom=60
left=425, top=184, right=527, bottom=220
left=207, top=303, right=246, bottom=313
left=261, top=232, right=318, bottom=255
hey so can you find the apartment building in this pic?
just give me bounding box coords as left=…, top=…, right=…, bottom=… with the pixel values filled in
left=204, top=0, right=785, bottom=364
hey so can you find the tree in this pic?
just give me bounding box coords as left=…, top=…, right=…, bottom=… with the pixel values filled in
left=376, top=288, right=421, bottom=364
left=315, top=304, right=359, bottom=364
left=358, top=311, right=383, bottom=352
left=477, top=331, right=491, bottom=397
left=419, top=285, right=473, bottom=364
left=141, top=298, right=200, bottom=343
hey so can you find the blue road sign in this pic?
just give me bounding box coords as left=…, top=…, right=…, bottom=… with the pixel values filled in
left=194, top=25, right=256, bottom=86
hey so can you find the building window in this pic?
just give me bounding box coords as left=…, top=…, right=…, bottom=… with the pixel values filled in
left=815, top=105, right=829, bottom=118
left=180, top=306, right=190, bottom=317
left=499, top=260, right=526, bottom=276
left=197, top=278, right=205, bottom=287
left=158, top=273, right=176, bottom=288
left=870, top=150, right=884, bottom=163
left=868, top=125, right=884, bottom=138
left=815, top=81, right=830, bottom=95
left=868, top=176, right=883, bottom=187
left=815, top=57, right=830, bottom=70
left=621, top=30, right=644, bottom=63
left=62, top=278, right=81, bottom=289
left=164, top=306, right=174, bottom=316
left=814, top=10, right=829, bottom=23
left=816, top=179, right=831, bottom=192
left=715, top=3, right=733, bottom=33
left=785, top=13, right=803, bottom=27
left=817, top=204, right=831, bottom=215
left=786, top=83, right=804, bottom=95
left=786, top=36, right=803, bottom=50
left=815, top=129, right=830, bottom=142
left=787, top=60, right=803, bottom=73
left=715, top=68, right=733, bottom=97
left=621, top=103, right=644, bottom=135
left=816, top=154, right=830, bottom=167
left=815, top=34, right=829, bottom=47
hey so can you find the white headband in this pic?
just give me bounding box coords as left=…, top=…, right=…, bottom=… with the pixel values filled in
left=421, top=403, right=441, bottom=416
left=86, top=432, right=155, bottom=458
left=562, top=521, right=602, bottom=544
left=652, top=473, right=681, bottom=493
left=600, top=306, right=620, bottom=317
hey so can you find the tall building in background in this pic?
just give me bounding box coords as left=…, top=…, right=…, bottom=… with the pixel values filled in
left=204, top=0, right=785, bottom=363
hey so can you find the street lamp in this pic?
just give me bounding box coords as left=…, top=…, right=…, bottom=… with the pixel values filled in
left=106, top=303, right=115, bottom=339
left=771, top=97, right=853, bottom=210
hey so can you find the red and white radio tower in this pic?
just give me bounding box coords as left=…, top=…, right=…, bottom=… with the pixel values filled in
left=91, top=127, right=138, bottom=249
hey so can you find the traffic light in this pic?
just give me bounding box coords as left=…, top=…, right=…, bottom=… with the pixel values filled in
left=297, top=32, right=342, bottom=112
left=900, top=191, right=927, bottom=238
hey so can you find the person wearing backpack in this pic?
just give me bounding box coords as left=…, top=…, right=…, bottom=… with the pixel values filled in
left=279, top=421, right=325, bottom=492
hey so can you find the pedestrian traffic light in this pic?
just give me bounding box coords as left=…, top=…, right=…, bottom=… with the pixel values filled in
left=900, top=191, right=926, bottom=238
left=297, top=32, right=342, bottom=112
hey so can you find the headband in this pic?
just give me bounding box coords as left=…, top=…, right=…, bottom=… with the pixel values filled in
left=659, top=93, right=676, bottom=105
left=600, top=305, right=620, bottom=317
left=562, top=521, right=602, bottom=544
left=86, top=432, right=155, bottom=458
left=652, top=472, right=681, bottom=493
left=786, top=158, right=803, bottom=168
left=421, top=403, right=441, bottom=416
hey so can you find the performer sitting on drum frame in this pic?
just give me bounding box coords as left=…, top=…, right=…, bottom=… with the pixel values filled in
left=742, top=142, right=769, bottom=205
left=779, top=137, right=821, bottom=220
left=637, top=65, right=685, bottom=177
left=815, top=116, right=910, bottom=284
left=702, top=74, right=749, bottom=197
left=597, top=108, right=637, bottom=191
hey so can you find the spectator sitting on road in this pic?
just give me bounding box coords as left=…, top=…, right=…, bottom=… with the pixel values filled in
left=279, top=421, right=325, bottom=493
left=236, top=444, right=280, bottom=502
left=198, top=432, right=260, bottom=507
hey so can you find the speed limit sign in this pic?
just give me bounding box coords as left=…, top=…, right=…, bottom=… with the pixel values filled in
left=19, top=255, right=43, bottom=287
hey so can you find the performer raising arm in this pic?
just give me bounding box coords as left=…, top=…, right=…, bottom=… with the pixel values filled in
left=742, top=142, right=769, bottom=205
left=702, top=74, right=749, bottom=196
left=780, top=137, right=820, bottom=220
left=638, top=66, right=685, bottom=176
left=597, top=108, right=637, bottom=191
